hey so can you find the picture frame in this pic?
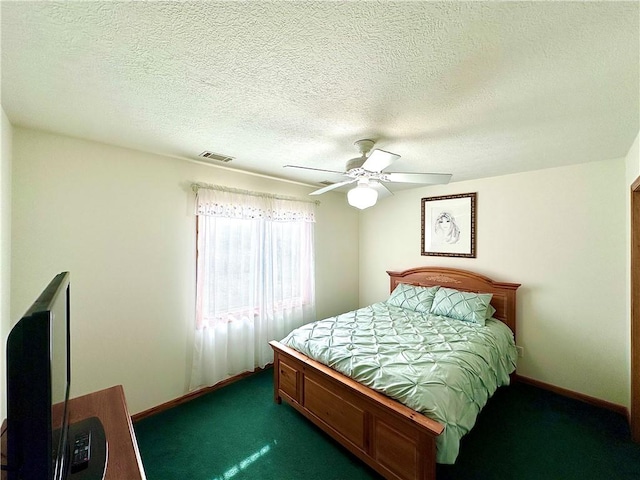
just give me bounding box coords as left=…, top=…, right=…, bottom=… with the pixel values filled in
left=421, top=192, right=476, bottom=258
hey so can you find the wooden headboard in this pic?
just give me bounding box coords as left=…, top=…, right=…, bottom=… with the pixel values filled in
left=387, top=267, right=521, bottom=338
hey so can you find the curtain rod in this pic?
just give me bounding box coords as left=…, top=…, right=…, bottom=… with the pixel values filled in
left=191, top=183, right=320, bottom=205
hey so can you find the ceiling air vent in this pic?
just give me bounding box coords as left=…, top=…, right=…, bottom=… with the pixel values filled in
left=198, top=151, right=234, bottom=163
left=320, top=181, right=335, bottom=186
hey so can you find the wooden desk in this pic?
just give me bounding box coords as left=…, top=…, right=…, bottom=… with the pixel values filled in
left=61, top=385, right=146, bottom=480
left=2, top=385, right=146, bottom=480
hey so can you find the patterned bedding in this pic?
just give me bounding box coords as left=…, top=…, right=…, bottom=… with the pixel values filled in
left=280, top=301, right=517, bottom=464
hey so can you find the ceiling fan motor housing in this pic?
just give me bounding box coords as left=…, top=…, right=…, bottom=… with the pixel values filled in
left=346, top=156, right=367, bottom=173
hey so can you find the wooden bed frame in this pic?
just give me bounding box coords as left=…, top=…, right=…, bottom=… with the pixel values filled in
left=269, top=267, right=520, bottom=480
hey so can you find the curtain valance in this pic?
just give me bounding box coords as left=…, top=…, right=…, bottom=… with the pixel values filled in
left=194, top=186, right=316, bottom=222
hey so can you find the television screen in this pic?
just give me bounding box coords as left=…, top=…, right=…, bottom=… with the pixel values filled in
left=6, top=272, right=71, bottom=480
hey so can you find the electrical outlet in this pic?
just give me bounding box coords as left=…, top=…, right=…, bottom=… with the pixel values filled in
left=516, top=346, right=524, bottom=358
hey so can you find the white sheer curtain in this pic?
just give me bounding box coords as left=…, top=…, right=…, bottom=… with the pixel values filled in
left=190, top=187, right=316, bottom=390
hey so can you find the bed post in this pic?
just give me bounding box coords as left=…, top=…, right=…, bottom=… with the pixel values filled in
left=272, top=349, right=282, bottom=404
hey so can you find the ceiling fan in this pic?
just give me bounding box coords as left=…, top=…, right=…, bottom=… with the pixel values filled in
left=284, top=139, right=452, bottom=209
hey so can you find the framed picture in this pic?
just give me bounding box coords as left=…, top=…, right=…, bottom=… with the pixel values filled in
left=421, top=193, right=476, bottom=258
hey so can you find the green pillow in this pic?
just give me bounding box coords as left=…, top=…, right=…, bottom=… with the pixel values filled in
left=387, top=283, right=440, bottom=313
left=430, top=287, right=493, bottom=326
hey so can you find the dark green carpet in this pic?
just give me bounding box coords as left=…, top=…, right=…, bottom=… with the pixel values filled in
left=134, top=369, right=640, bottom=479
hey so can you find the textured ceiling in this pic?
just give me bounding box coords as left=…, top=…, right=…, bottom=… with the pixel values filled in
left=1, top=1, right=638, bottom=189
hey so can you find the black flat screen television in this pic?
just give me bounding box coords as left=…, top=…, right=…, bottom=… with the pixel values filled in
left=6, top=272, right=71, bottom=480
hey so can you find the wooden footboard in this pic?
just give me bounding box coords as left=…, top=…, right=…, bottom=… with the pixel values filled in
left=269, top=340, right=444, bottom=480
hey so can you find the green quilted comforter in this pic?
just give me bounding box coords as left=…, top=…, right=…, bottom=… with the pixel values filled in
left=280, top=302, right=517, bottom=464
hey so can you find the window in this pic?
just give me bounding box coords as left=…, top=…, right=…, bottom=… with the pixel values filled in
left=190, top=186, right=316, bottom=389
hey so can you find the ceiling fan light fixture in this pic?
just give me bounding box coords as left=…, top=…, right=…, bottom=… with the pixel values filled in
left=347, top=181, right=378, bottom=210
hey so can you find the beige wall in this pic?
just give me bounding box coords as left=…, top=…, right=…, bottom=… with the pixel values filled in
left=359, top=158, right=628, bottom=407
left=10, top=128, right=359, bottom=414
left=627, top=132, right=640, bottom=182
left=1, top=107, right=13, bottom=420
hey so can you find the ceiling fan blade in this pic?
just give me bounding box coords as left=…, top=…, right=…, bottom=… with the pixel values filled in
left=369, top=180, right=394, bottom=198
left=384, top=172, right=452, bottom=184
left=284, top=164, right=346, bottom=175
left=309, top=179, right=357, bottom=195
left=361, top=149, right=400, bottom=172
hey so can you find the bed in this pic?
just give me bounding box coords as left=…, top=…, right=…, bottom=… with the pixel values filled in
left=269, top=266, right=520, bottom=480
